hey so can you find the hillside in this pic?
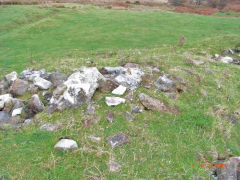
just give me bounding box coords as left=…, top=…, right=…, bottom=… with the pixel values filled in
left=0, top=4, right=240, bottom=179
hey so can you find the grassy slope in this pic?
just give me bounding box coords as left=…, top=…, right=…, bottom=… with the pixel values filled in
left=0, top=4, right=240, bottom=180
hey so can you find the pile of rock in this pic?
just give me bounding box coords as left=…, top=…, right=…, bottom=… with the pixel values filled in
left=0, top=63, right=186, bottom=129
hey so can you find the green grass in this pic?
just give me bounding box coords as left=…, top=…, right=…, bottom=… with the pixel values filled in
left=0, top=4, right=240, bottom=180
left=0, top=5, right=240, bottom=73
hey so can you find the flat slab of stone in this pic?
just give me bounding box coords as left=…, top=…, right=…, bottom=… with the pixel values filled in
left=107, top=133, right=128, bottom=148
left=54, top=139, right=78, bottom=151
left=33, top=77, right=52, bottom=90
left=105, top=97, right=125, bottom=106
left=112, top=85, right=127, bottom=95
left=138, top=93, right=179, bottom=114
left=40, top=122, right=61, bottom=132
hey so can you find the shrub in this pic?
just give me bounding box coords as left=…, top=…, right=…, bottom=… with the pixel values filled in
left=169, top=0, right=186, bottom=6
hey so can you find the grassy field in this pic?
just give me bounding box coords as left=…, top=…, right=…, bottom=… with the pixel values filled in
left=0, top=4, right=240, bottom=179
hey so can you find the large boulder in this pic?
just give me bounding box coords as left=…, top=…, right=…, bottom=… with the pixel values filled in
left=4, top=71, right=17, bottom=85
left=138, top=93, right=179, bottom=114
left=49, top=67, right=106, bottom=111
left=33, top=77, right=52, bottom=90
left=28, top=94, right=44, bottom=113
left=9, top=79, right=29, bottom=96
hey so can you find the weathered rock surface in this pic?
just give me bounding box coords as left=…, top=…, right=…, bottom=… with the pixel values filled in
left=215, top=157, right=240, bottom=180
left=109, top=160, right=122, bottom=172
left=4, top=71, right=17, bottom=85
left=121, top=62, right=140, bottom=68
left=20, top=69, right=47, bottom=81
left=100, top=66, right=144, bottom=90
left=33, top=77, right=52, bottom=90
left=11, top=108, right=23, bottom=117
left=112, top=85, right=127, bottom=95
left=29, top=94, right=44, bottom=113
left=99, top=79, right=119, bottom=92
left=114, top=68, right=143, bottom=90
left=191, top=60, right=205, bottom=66
left=107, top=133, right=128, bottom=148
left=219, top=56, right=233, bottom=63
left=106, top=110, right=114, bottom=123
left=0, top=94, right=12, bottom=110
left=138, top=93, right=179, bottom=114
left=9, top=79, right=28, bottom=96
left=50, top=67, right=105, bottom=111
left=0, top=80, right=9, bottom=94
left=125, top=91, right=134, bottom=102
left=105, top=97, right=126, bottom=106
left=83, top=103, right=96, bottom=115
left=54, top=139, right=78, bottom=151
left=130, top=104, right=142, bottom=114
left=48, top=72, right=68, bottom=87
left=0, top=111, right=10, bottom=123
left=154, top=74, right=187, bottom=92
left=124, top=111, right=135, bottom=121
left=40, top=122, right=61, bottom=132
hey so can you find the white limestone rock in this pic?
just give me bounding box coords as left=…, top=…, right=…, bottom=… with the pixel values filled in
left=105, top=97, right=126, bottom=106
left=4, top=71, right=17, bottom=85
left=50, top=67, right=106, bottom=111
left=12, top=108, right=23, bottom=117
left=33, top=77, right=52, bottom=90
left=54, top=139, right=78, bottom=151
left=112, top=85, right=127, bottom=95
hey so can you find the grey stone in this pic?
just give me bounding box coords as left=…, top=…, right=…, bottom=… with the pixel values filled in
left=0, top=80, right=9, bottom=94
left=114, top=68, right=143, bottom=90
left=48, top=72, right=68, bottom=87
left=11, top=108, right=23, bottom=116
left=27, top=84, right=38, bottom=93
left=54, top=139, right=78, bottom=151
left=83, top=103, right=96, bottom=115
left=4, top=71, right=17, bottom=85
left=49, top=67, right=105, bottom=111
left=0, top=94, right=12, bottom=110
left=124, top=111, right=135, bottom=121
left=216, top=157, right=240, bottom=180
left=100, top=67, right=125, bottom=78
left=154, top=75, right=176, bottom=92
left=9, top=79, right=28, bottom=96
left=105, top=97, right=125, bottom=106
left=20, top=68, right=46, bottom=82
left=130, top=104, right=142, bottom=114
left=125, top=91, right=134, bottom=102
left=40, top=122, right=61, bottom=132
left=29, top=94, right=44, bottom=113
left=121, top=62, right=140, bottom=68
left=0, top=111, right=10, bottom=123
left=107, top=133, right=128, bottom=148
left=106, top=110, right=114, bottom=123
left=33, top=77, right=52, bottom=90
left=138, top=93, right=179, bottom=114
